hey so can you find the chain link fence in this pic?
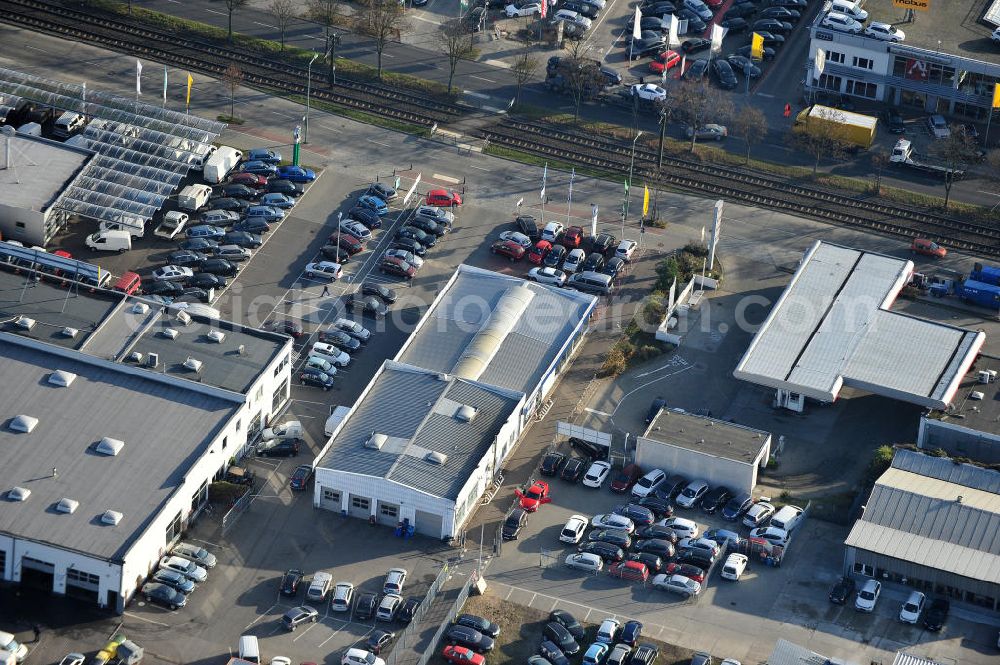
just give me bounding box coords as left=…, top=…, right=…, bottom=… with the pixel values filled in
left=384, top=561, right=455, bottom=665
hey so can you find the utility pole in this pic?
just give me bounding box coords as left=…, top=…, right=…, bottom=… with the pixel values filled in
left=623, top=131, right=643, bottom=234
left=305, top=53, right=319, bottom=144
left=658, top=109, right=667, bottom=168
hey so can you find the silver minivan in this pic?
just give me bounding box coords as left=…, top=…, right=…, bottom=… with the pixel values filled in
left=306, top=571, right=333, bottom=603
left=567, top=271, right=612, bottom=295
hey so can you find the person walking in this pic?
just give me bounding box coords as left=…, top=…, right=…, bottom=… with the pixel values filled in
left=783, top=103, right=792, bottom=118
left=321, top=284, right=330, bottom=296
left=32, top=624, right=40, bottom=643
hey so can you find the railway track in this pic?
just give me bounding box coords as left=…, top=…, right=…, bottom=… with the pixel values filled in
left=484, top=120, right=1000, bottom=257
left=0, top=0, right=462, bottom=126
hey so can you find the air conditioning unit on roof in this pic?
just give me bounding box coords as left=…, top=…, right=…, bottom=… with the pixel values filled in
left=207, top=330, right=225, bottom=343
left=162, top=328, right=179, bottom=339
left=15, top=316, right=35, bottom=330
left=184, top=357, right=203, bottom=372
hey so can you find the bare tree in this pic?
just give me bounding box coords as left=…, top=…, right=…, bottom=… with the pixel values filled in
left=307, top=0, right=343, bottom=84
left=510, top=47, right=539, bottom=106
left=222, top=63, right=243, bottom=119
left=555, top=41, right=607, bottom=122
left=223, top=0, right=249, bottom=42
left=269, top=0, right=298, bottom=51
left=870, top=148, right=889, bottom=195
left=672, top=81, right=733, bottom=152
left=439, top=19, right=474, bottom=95
left=355, top=0, right=407, bottom=80
left=730, top=106, right=767, bottom=164
left=787, top=107, right=851, bottom=174
left=929, top=125, right=981, bottom=208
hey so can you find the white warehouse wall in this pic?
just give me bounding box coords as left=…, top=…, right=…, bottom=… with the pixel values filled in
left=0, top=203, right=46, bottom=247
left=634, top=437, right=770, bottom=495
left=7, top=537, right=121, bottom=605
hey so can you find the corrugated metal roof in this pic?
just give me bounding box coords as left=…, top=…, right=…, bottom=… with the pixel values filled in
left=892, top=448, right=1000, bottom=492
left=766, top=639, right=843, bottom=665
left=892, top=653, right=945, bottom=665
left=734, top=241, right=984, bottom=407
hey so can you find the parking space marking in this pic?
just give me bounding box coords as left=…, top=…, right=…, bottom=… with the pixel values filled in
left=124, top=611, right=170, bottom=627
left=315, top=621, right=350, bottom=648
left=291, top=621, right=321, bottom=641
left=431, top=173, right=461, bottom=184
left=246, top=604, right=279, bottom=630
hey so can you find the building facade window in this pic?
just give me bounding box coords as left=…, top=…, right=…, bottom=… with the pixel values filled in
left=323, top=489, right=341, bottom=502
left=380, top=503, right=398, bottom=518
left=191, top=480, right=208, bottom=513
left=954, top=101, right=987, bottom=120
left=818, top=74, right=842, bottom=92
left=827, top=51, right=845, bottom=64
left=852, top=56, right=873, bottom=70
left=166, top=510, right=183, bottom=543
left=853, top=562, right=874, bottom=576
left=272, top=379, right=289, bottom=412
left=0, top=550, right=6, bottom=578
left=351, top=496, right=370, bottom=511
left=846, top=80, right=877, bottom=99
left=67, top=569, right=100, bottom=586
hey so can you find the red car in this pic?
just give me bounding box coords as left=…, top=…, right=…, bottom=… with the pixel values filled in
left=704, top=0, right=724, bottom=7
left=442, top=646, right=485, bottom=665
left=563, top=226, right=585, bottom=248
left=610, top=463, right=642, bottom=493
left=664, top=562, right=705, bottom=583
left=426, top=188, right=462, bottom=207
left=649, top=50, right=681, bottom=74
left=329, top=231, right=364, bottom=254
left=380, top=255, right=416, bottom=280
left=911, top=238, right=946, bottom=258
left=527, top=240, right=552, bottom=264
left=229, top=172, right=268, bottom=189
left=609, top=560, right=649, bottom=582
left=515, top=480, right=551, bottom=512
left=491, top=239, right=526, bottom=262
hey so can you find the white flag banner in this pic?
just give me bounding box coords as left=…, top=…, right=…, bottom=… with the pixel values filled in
left=136, top=60, right=142, bottom=96
left=540, top=163, right=548, bottom=202
left=163, top=65, right=168, bottom=105
left=710, top=24, right=725, bottom=52
left=591, top=204, right=599, bottom=236
left=632, top=5, right=642, bottom=41
left=666, top=14, right=679, bottom=47
left=815, top=47, right=827, bottom=77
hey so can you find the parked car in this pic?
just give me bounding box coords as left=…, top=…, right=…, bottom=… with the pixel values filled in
left=700, top=486, right=733, bottom=514
left=923, top=598, right=949, bottom=631
left=565, top=551, right=606, bottom=572
left=721, top=493, right=753, bottom=521
left=502, top=507, right=528, bottom=540
left=651, top=573, right=701, bottom=598
left=357, top=194, right=389, bottom=216
left=380, top=256, right=417, bottom=280
left=444, top=625, right=494, bottom=653
left=664, top=562, right=705, bottom=583
left=305, top=261, right=343, bottom=280
left=543, top=622, right=580, bottom=656
left=742, top=500, right=775, bottom=527
left=442, top=647, right=485, bottom=665
left=591, top=513, right=635, bottom=533
left=539, top=641, right=570, bottom=665
left=528, top=266, right=567, bottom=286
left=515, top=480, right=551, bottom=512
left=159, top=556, right=207, bottom=582
left=632, top=538, right=674, bottom=558
left=142, top=582, right=188, bottom=610
left=749, top=526, right=789, bottom=546
left=377, top=594, right=402, bottom=622
left=637, top=495, right=674, bottom=518
left=289, top=464, right=313, bottom=490
left=609, top=560, right=649, bottom=582
left=152, top=568, right=196, bottom=594
left=560, top=456, right=587, bottom=482
left=855, top=579, right=881, bottom=612
left=276, top=165, right=316, bottom=182
left=576, top=541, right=624, bottom=563
left=257, top=439, right=300, bottom=457
left=355, top=592, right=379, bottom=620
left=610, top=463, right=642, bottom=493
left=899, top=591, right=926, bottom=624
left=398, top=597, right=421, bottom=624
left=544, top=244, right=568, bottom=268
left=583, top=644, right=610, bottom=665
left=268, top=179, right=304, bottom=196
left=172, top=542, right=217, bottom=569
left=367, top=630, right=396, bottom=655
left=560, top=514, right=589, bottom=544
left=350, top=295, right=389, bottom=318
left=282, top=605, right=319, bottom=630
left=614, top=504, right=655, bottom=526
left=427, top=189, right=462, bottom=206
left=588, top=529, right=632, bottom=549
left=549, top=609, right=585, bottom=640
left=350, top=206, right=383, bottom=228
left=686, top=124, right=728, bottom=141
left=280, top=569, right=304, bottom=596
left=828, top=576, right=856, bottom=605
left=541, top=451, right=567, bottom=476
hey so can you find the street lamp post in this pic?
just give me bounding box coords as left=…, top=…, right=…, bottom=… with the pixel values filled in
left=305, top=53, right=319, bottom=144
left=622, top=130, right=643, bottom=237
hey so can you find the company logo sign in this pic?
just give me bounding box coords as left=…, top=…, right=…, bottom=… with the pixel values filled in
left=893, top=0, right=929, bottom=10
left=815, top=31, right=833, bottom=41
left=905, top=58, right=928, bottom=81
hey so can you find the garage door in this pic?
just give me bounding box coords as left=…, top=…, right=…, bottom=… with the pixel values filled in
left=320, top=487, right=342, bottom=512
left=20, top=556, right=54, bottom=591
left=414, top=510, right=443, bottom=538
left=348, top=494, right=371, bottom=520
left=377, top=501, right=399, bottom=527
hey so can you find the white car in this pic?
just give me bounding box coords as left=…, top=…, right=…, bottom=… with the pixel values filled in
left=675, top=479, right=709, bottom=508
left=927, top=114, right=950, bottom=139
left=596, top=618, right=621, bottom=644
left=720, top=553, right=748, bottom=581
left=657, top=516, right=699, bottom=538
left=159, top=555, right=208, bottom=582
left=565, top=552, right=604, bottom=572
left=855, top=579, right=881, bottom=612
left=305, top=261, right=343, bottom=280
left=59, top=655, right=86, bottom=665
left=499, top=230, right=533, bottom=248
left=527, top=266, right=567, bottom=286
left=615, top=239, right=637, bottom=262
left=505, top=1, right=542, bottom=17
left=342, top=649, right=386, bottom=665
left=553, top=8, right=592, bottom=28
left=340, top=219, right=371, bottom=240
left=821, top=12, right=862, bottom=34
left=631, top=468, right=666, bottom=498
left=652, top=573, right=702, bottom=598
left=560, top=514, right=589, bottom=544
left=172, top=542, right=218, bottom=568
left=385, top=248, right=424, bottom=269
left=564, top=248, right=586, bottom=274
left=307, top=571, right=333, bottom=602
left=541, top=221, right=565, bottom=242
left=312, top=342, right=351, bottom=367
left=631, top=83, right=667, bottom=102
left=383, top=567, right=407, bottom=594
left=306, top=355, right=338, bottom=375
left=749, top=526, right=789, bottom=546
left=331, top=582, right=354, bottom=611
left=376, top=593, right=402, bottom=621
left=864, top=22, right=904, bottom=42
left=742, top=500, right=775, bottom=528
left=591, top=513, right=635, bottom=533
left=153, top=265, right=194, bottom=282
left=899, top=590, right=925, bottom=624
left=582, top=461, right=612, bottom=488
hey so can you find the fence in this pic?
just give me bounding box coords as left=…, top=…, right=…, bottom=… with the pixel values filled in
left=410, top=560, right=492, bottom=665
left=383, top=560, right=465, bottom=665
left=220, top=487, right=255, bottom=534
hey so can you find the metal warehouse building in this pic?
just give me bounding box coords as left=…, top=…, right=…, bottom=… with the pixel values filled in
left=845, top=449, right=1000, bottom=611
left=0, top=266, right=292, bottom=612
left=313, top=264, right=597, bottom=539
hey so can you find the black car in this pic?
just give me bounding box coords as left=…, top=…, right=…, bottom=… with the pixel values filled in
left=367, top=182, right=397, bottom=201
left=179, top=237, right=219, bottom=252
left=758, top=6, right=800, bottom=19
left=712, top=60, right=738, bottom=90
left=721, top=493, right=753, bottom=521
left=223, top=231, right=262, bottom=249
left=444, top=625, right=495, bottom=653
left=317, top=329, right=362, bottom=352
left=568, top=437, right=607, bottom=460
left=267, top=179, right=305, bottom=196
left=828, top=576, right=855, bottom=605
left=257, top=440, right=299, bottom=458
left=645, top=397, right=666, bottom=425
left=321, top=244, right=351, bottom=263
left=752, top=31, right=785, bottom=46
left=581, top=252, right=605, bottom=273
left=141, top=582, right=187, bottom=610
left=636, top=524, right=677, bottom=542
left=735, top=44, right=776, bottom=60
left=683, top=59, right=709, bottom=81
left=409, top=217, right=446, bottom=237
left=391, top=237, right=427, bottom=257
left=185, top=272, right=225, bottom=290
left=544, top=244, right=567, bottom=268
left=146, top=280, right=184, bottom=297
left=198, top=258, right=239, bottom=276
left=641, top=2, right=675, bottom=17
left=539, top=641, right=570, bottom=665
left=633, top=538, right=674, bottom=557
left=630, top=36, right=667, bottom=59
left=637, top=495, right=674, bottom=518
left=719, top=17, right=749, bottom=33
left=540, top=451, right=567, bottom=476
left=726, top=55, right=762, bottom=79
left=516, top=215, right=539, bottom=239
left=630, top=644, right=659, bottom=665
left=588, top=529, right=632, bottom=549
left=640, top=16, right=669, bottom=32
left=455, top=614, right=500, bottom=638
left=723, top=2, right=756, bottom=19
left=300, top=367, right=335, bottom=390
left=701, top=486, right=734, bottom=514
left=366, top=629, right=395, bottom=655
left=922, top=598, right=949, bottom=631
left=397, top=226, right=437, bottom=248
left=576, top=541, right=624, bottom=562
left=216, top=183, right=259, bottom=200
left=349, top=206, right=383, bottom=229
left=614, top=504, right=655, bottom=526
left=882, top=108, right=906, bottom=134
left=625, top=552, right=663, bottom=574
left=543, top=622, right=580, bottom=656
left=356, top=591, right=378, bottom=620
left=210, top=197, right=251, bottom=213
left=560, top=456, right=587, bottom=482
left=168, top=249, right=207, bottom=267
left=280, top=569, right=303, bottom=596
left=591, top=232, right=616, bottom=255
left=178, top=287, right=211, bottom=303
left=675, top=9, right=706, bottom=32
left=232, top=218, right=271, bottom=234
left=362, top=282, right=397, bottom=304
left=603, top=256, right=626, bottom=279
left=349, top=295, right=389, bottom=318
left=562, top=0, right=598, bottom=18
left=752, top=18, right=792, bottom=33
left=501, top=507, right=528, bottom=540
left=769, top=0, right=805, bottom=6
left=675, top=548, right=714, bottom=568
left=620, top=620, right=642, bottom=647
left=656, top=474, right=688, bottom=500
left=549, top=609, right=585, bottom=641
left=398, top=597, right=421, bottom=624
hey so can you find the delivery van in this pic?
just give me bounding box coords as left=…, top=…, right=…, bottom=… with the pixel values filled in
left=202, top=145, right=243, bottom=184
left=261, top=420, right=303, bottom=442
left=237, top=635, right=260, bottom=664
left=112, top=271, right=142, bottom=295
left=86, top=229, right=131, bottom=253
left=178, top=184, right=213, bottom=212
left=52, top=111, right=86, bottom=138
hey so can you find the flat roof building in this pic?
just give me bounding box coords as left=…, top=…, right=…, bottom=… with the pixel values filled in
left=917, top=357, right=1000, bottom=464
left=734, top=241, right=984, bottom=412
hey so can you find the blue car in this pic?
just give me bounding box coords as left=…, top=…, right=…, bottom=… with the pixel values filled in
left=357, top=194, right=389, bottom=216
left=582, top=643, right=609, bottom=665
left=186, top=224, right=226, bottom=239
left=240, top=160, right=279, bottom=177
left=276, top=165, right=316, bottom=182
left=260, top=193, right=296, bottom=209
left=246, top=148, right=282, bottom=164
left=245, top=205, right=285, bottom=222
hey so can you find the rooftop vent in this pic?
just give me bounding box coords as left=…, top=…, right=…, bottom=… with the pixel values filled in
left=162, top=328, right=179, bottom=340
left=455, top=405, right=478, bottom=423
left=10, top=414, right=39, bottom=433
left=437, top=373, right=450, bottom=381
left=56, top=498, right=79, bottom=514
left=970, top=391, right=985, bottom=401
left=61, top=327, right=79, bottom=338
left=183, top=357, right=203, bottom=372
left=48, top=370, right=77, bottom=387
left=131, top=302, right=149, bottom=315
left=95, top=437, right=125, bottom=456
left=365, top=432, right=388, bottom=450
left=15, top=316, right=35, bottom=330
left=425, top=451, right=448, bottom=465
left=956, top=495, right=963, bottom=503
left=128, top=351, right=143, bottom=363
left=206, top=330, right=226, bottom=343
left=176, top=310, right=192, bottom=326
left=101, top=510, right=123, bottom=525
left=7, top=486, right=30, bottom=502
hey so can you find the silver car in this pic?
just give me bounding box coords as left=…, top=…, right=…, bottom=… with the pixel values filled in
left=651, top=573, right=701, bottom=598
left=159, top=556, right=208, bottom=583
left=172, top=542, right=218, bottom=568
left=685, top=124, right=727, bottom=141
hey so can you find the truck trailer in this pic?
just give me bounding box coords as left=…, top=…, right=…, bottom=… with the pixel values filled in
left=889, top=139, right=965, bottom=178
left=969, top=262, right=1000, bottom=287
left=961, top=279, right=1000, bottom=310
left=794, top=105, right=878, bottom=150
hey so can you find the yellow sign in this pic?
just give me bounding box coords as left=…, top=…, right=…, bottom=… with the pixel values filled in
left=751, top=33, right=764, bottom=61
left=892, top=0, right=929, bottom=10
left=642, top=185, right=650, bottom=217
left=993, top=82, right=1000, bottom=110
left=186, top=73, right=194, bottom=106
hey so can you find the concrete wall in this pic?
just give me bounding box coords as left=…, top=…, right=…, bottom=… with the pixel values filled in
left=634, top=436, right=769, bottom=495
left=3, top=536, right=122, bottom=607
left=0, top=203, right=46, bottom=246
left=917, top=417, right=1000, bottom=464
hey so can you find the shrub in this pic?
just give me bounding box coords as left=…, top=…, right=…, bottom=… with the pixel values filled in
left=599, top=346, right=628, bottom=377
left=866, top=445, right=895, bottom=481
left=683, top=242, right=709, bottom=258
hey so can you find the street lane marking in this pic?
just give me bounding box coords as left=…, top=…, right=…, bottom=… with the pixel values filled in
left=584, top=408, right=612, bottom=417
left=470, top=75, right=497, bottom=83
left=125, top=611, right=169, bottom=627
left=432, top=173, right=461, bottom=184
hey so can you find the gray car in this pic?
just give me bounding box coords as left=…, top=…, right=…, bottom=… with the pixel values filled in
left=172, top=542, right=218, bottom=568
left=685, top=124, right=728, bottom=141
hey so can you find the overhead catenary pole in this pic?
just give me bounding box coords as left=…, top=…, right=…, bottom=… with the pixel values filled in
left=305, top=53, right=320, bottom=144
left=622, top=131, right=643, bottom=237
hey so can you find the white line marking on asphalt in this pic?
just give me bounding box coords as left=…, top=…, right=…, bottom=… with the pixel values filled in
left=254, top=21, right=277, bottom=29
left=584, top=408, right=612, bottom=417
left=317, top=622, right=348, bottom=648
left=411, top=14, right=444, bottom=25
left=470, top=75, right=497, bottom=83
left=756, top=93, right=775, bottom=98
left=24, top=45, right=49, bottom=52
left=469, top=164, right=490, bottom=171
left=125, top=612, right=169, bottom=627
left=246, top=605, right=276, bottom=631
left=432, top=173, right=462, bottom=184
left=368, top=139, right=392, bottom=148
left=204, top=8, right=224, bottom=15
left=292, top=622, right=320, bottom=641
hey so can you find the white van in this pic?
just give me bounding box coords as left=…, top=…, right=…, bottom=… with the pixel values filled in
left=0, top=631, right=27, bottom=662
left=720, top=553, right=748, bottom=581
left=830, top=0, right=868, bottom=21
left=770, top=505, right=804, bottom=532
left=100, top=218, right=145, bottom=238
left=15, top=122, right=41, bottom=137
left=53, top=111, right=86, bottom=138
left=202, top=145, right=243, bottom=184
left=261, top=420, right=303, bottom=442
left=85, top=229, right=131, bottom=253
left=178, top=184, right=213, bottom=212
left=237, top=635, right=260, bottom=664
